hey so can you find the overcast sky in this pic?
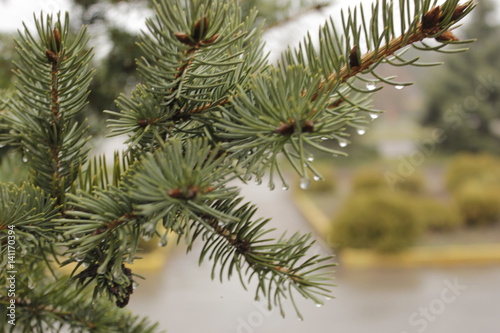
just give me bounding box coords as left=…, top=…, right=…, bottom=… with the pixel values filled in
left=0, top=0, right=497, bottom=60
left=1, top=0, right=496, bottom=32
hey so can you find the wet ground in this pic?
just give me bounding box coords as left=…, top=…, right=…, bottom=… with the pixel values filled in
left=128, top=181, right=500, bottom=333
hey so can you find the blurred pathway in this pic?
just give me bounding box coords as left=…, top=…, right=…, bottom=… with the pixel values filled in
left=129, top=181, right=500, bottom=333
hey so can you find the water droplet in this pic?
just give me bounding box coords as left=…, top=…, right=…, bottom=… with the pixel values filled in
left=338, top=139, right=349, bottom=148
left=325, top=297, right=332, bottom=301
left=307, top=156, right=314, bottom=162
left=159, top=235, right=168, bottom=247
left=132, top=282, right=139, bottom=290
left=141, top=234, right=152, bottom=241
left=297, top=317, right=304, bottom=322
left=0, top=144, right=5, bottom=148
left=75, top=253, right=84, bottom=262
left=144, top=222, right=156, bottom=234
left=321, top=137, right=328, bottom=141
left=369, top=112, right=380, bottom=120
left=300, top=178, right=310, bottom=190
left=255, top=178, right=262, bottom=185
left=22, top=157, right=28, bottom=163
left=282, top=185, right=289, bottom=191
left=20, top=248, right=27, bottom=256
left=357, top=128, right=366, bottom=135
left=73, top=236, right=80, bottom=241
left=313, top=175, right=322, bottom=181
left=315, top=303, right=323, bottom=308
left=366, top=82, right=377, bottom=91
left=28, top=280, right=36, bottom=289
left=395, top=85, right=405, bottom=90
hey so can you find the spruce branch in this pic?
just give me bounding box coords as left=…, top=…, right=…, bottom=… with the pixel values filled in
left=214, top=0, right=475, bottom=188
left=0, top=13, right=93, bottom=205
left=191, top=197, right=335, bottom=318
left=321, top=0, right=475, bottom=88
left=108, top=0, right=267, bottom=150
left=0, top=183, right=59, bottom=258
left=0, top=275, right=161, bottom=333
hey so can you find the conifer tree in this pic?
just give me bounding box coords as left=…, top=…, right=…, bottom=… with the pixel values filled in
left=421, top=0, right=499, bottom=153
left=0, top=0, right=474, bottom=331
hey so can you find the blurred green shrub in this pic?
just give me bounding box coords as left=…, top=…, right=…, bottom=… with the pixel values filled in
left=308, top=163, right=337, bottom=193
left=352, top=167, right=425, bottom=194
left=351, top=167, right=386, bottom=191
left=445, top=153, right=500, bottom=192
left=453, top=181, right=500, bottom=226
left=330, top=190, right=422, bottom=253
left=416, top=198, right=463, bottom=231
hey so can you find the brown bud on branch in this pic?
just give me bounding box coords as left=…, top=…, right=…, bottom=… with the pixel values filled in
left=435, top=30, right=459, bottom=42
left=192, top=16, right=209, bottom=41
left=452, top=3, right=471, bottom=21
left=302, top=120, right=315, bottom=133
left=174, top=32, right=196, bottom=46
left=45, top=49, right=58, bottom=64
left=422, top=6, right=441, bottom=31
left=53, top=27, right=61, bottom=50
left=349, top=45, right=360, bottom=68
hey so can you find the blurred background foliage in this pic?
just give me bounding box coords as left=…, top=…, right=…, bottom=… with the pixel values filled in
left=420, top=0, right=500, bottom=154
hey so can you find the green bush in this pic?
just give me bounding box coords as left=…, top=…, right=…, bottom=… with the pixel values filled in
left=416, top=198, right=463, bottom=231
left=352, top=167, right=425, bottom=194
left=308, top=163, right=337, bottom=193
left=453, top=181, right=500, bottom=226
left=445, top=153, right=500, bottom=192
left=330, top=190, right=422, bottom=253
left=351, top=167, right=386, bottom=192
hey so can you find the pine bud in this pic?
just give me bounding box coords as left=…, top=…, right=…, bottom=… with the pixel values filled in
left=302, top=120, right=315, bottom=133
left=275, top=122, right=295, bottom=135
left=45, top=49, right=58, bottom=63
left=168, top=188, right=183, bottom=198
left=349, top=45, right=360, bottom=68
left=201, top=33, right=220, bottom=45
left=53, top=27, right=61, bottom=50
left=192, top=16, right=209, bottom=41
left=435, top=30, right=459, bottom=42
left=174, top=32, right=195, bottom=46
left=422, top=6, right=441, bottom=31
left=451, top=3, right=470, bottom=21
left=329, top=98, right=344, bottom=109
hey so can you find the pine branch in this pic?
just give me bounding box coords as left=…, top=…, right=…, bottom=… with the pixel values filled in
left=212, top=0, right=475, bottom=188
left=0, top=275, right=162, bottom=333
left=321, top=1, right=475, bottom=88
left=0, top=183, right=59, bottom=256
left=107, top=0, right=267, bottom=151
left=191, top=197, right=335, bottom=318
left=0, top=13, right=93, bottom=205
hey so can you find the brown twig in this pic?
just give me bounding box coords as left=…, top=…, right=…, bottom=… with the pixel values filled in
left=91, top=212, right=136, bottom=236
